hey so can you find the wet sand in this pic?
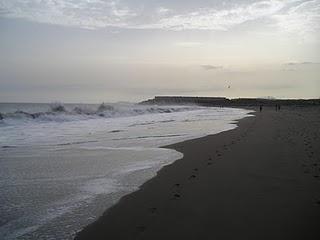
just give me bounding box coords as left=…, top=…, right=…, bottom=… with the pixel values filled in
left=75, top=106, right=320, bottom=240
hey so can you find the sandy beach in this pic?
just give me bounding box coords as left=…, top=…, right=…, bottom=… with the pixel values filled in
left=74, top=106, right=320, bottom=240
left=2, top=1, right=320, bottom=239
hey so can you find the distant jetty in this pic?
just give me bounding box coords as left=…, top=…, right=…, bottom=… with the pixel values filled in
left=140, top=96, right=320, bottom=106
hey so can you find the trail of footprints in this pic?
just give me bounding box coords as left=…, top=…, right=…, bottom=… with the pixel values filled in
left=168, top=124, right=251, bottom=202
left=280, top=113, right=320, bottom=206
left=135, top=125, right=253, bottom=234
left=170, top=118, right=256, bottom=203
left=291, top=113, right=320, bottom=206
left=302, top=133, right=320, bottom=180
left=136, top=115, right=320, bottom=234
left=274, top=113, right=320, bottom=182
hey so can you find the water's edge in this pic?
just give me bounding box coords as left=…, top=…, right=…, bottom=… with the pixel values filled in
left=0, top=106, right=254, bottom=239
left=74, top=110, right=255, bottom=239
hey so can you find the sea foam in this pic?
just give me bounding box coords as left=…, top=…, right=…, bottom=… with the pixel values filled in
left=0, top=103, right=253, bottom=239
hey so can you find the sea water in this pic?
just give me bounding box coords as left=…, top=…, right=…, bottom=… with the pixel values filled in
left=0, top=102, right=252, bottom=239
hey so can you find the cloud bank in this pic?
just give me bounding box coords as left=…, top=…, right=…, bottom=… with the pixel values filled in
left=0, top=0, right=319, bottom=35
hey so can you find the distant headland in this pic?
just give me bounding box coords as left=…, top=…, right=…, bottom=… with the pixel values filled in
left=140, top=96, right=320, bottom=106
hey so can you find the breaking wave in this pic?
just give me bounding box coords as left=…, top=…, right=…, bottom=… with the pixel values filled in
left=0, top=102, right=198, bottom=124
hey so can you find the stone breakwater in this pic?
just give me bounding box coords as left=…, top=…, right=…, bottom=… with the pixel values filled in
left=140, top=96, right=320, bottom=107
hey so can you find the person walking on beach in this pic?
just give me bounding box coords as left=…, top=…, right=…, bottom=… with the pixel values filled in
left=260, top=105, right=263, bottom=112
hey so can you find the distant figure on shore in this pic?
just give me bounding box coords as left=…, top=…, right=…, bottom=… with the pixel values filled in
left=260, top=105, right=263, bottom=112
left=278, top=105, right=281, bottom=111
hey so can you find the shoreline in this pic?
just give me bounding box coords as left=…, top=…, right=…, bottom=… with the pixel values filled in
left=75, top=106, right=320, bottom=240
left=0, top=106, right=250, bottom=240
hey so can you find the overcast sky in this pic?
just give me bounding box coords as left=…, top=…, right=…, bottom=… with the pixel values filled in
left=0, top=0, right=319, bottom=103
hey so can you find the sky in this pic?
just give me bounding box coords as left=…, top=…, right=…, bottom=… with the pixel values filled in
left=0, top=0, right=319, bottom=103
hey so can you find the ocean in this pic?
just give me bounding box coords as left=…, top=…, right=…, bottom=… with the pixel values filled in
left=0, top=102, right=252, bottom=239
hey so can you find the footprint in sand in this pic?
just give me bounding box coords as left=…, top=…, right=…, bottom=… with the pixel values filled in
left=171, top=183, right=182, bottom=200
left=189, top=174, right=197, bottom=180
left=188, top=167, right=199, bottom=180
left=173, top=193, right=181, bottom=199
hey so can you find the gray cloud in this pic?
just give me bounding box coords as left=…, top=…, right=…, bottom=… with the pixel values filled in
left=201, top=65, right=223, bottom=71
left=284, top=61, right=319, bottom=66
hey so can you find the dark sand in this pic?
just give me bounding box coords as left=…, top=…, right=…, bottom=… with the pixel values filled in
left=75, top=107, right=320, bottom=240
